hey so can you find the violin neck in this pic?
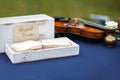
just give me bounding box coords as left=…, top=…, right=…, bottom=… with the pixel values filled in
left=83, top=21, right=107, bottom=30
left=73, top=18, right=107, bottom=30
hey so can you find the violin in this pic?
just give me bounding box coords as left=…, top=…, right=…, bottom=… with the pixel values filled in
left=54, top=17, right=107, bottom=39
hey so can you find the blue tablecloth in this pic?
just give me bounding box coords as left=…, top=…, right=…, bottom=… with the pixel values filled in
left=0, top=34, right=120, bottom=80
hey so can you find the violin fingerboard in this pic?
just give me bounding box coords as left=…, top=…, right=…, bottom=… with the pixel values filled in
left=84, top=21, right=106, bottom=30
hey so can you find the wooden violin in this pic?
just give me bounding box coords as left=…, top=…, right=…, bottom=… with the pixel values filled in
left=54, top=17, right=107, bottom=39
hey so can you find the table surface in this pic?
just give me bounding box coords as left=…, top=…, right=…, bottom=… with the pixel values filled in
left=0, top=34, right=120, bottom=80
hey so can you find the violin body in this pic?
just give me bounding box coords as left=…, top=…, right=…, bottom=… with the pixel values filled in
left=55, top=21, right=106, bottom=39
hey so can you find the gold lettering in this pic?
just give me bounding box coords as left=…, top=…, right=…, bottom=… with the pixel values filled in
left=19, top=26, right=33, bottom=32
left=22, top=33, right=34, bottom=38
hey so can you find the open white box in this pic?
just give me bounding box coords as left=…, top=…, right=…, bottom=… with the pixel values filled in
left=5, top=37, right=79, bottom=64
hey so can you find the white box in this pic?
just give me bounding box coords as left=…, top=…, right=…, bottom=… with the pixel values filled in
left=0, top=14, right=54, bottom=53
left=5, top=37, right=79, bottom=64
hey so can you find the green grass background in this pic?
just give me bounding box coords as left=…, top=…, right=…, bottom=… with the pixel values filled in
left=0, top=0, right=119, bottom=20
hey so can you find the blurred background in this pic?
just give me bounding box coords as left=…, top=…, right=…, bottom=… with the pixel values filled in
left=0, top=0, right=119, bottom=20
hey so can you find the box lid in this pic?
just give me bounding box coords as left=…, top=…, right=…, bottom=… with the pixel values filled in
left=0, top=14, right=54, bottom=25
